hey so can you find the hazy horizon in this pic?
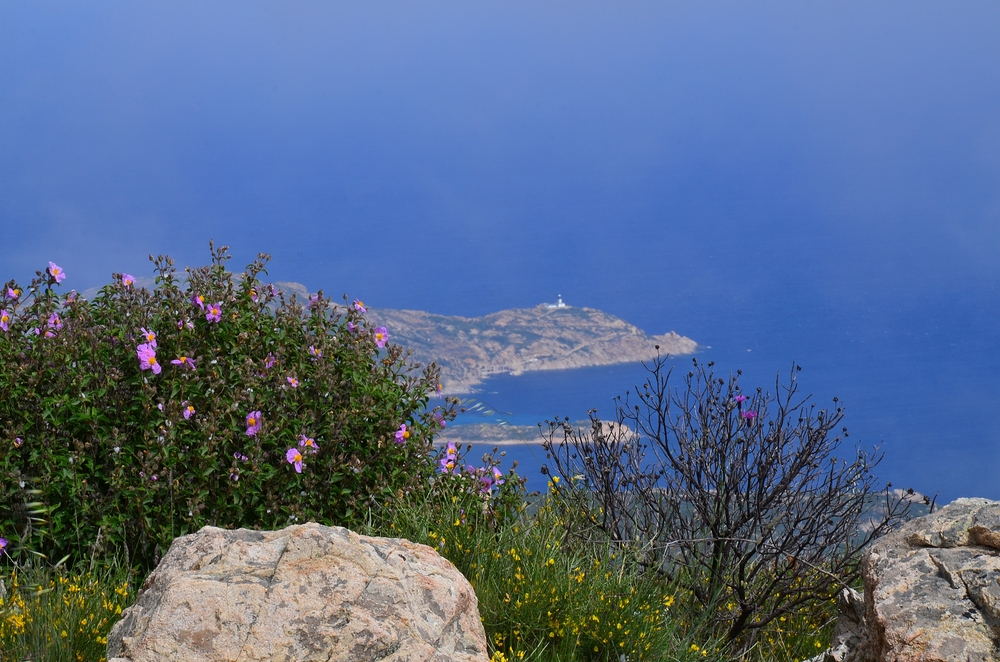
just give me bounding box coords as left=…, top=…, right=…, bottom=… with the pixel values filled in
left=3, top=2, right=999, bottom=500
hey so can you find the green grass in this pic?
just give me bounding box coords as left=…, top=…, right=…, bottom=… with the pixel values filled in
left=0, top=559, right=135, bottom=662
left=1, top=483, right=837, bottom=662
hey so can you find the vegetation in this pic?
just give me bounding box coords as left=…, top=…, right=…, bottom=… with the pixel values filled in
left=542, top=355, right=911, bottom=652
left=0, top=251, right=907, bottom=660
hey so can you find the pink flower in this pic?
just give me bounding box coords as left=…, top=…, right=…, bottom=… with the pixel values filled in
left=734, top=394, right=748, bottom=403
left=140, top=327, right=157, bottom=348
left=206, top=303, right=222, bottom=323
left=183, top=404, right=195, bottom=420
left=48, top=262, right=66, bottom=283
left=250, top=289, right=259, bottom=303
left=264, top=353, right=277, bottom=369
left=0, top=310, right=9, bottom=332
left=234, top=452, right=248, bottom=461
left=308, top=345, right=322, bottom=359
left=308, top=295, right=321, bottom=310
left=298, top=435, right=320, bottom=454
left=171, top=356, right=196, bottom=370
left=47, top=313, right=63, bottom=331
left=0, top=537, right=7, bottom=555
left=439, top=441, right=459, bottom=474
left=492, top=467, right=505, bottom=486
left=352, top=299, right=366, bottom=313
left=286, top=447, right=304, bottom=473
left=44, top=330, right=56, bottom=338
left=347, top=321, right=357, bottom=333
left=740, top=410, right=758, bottom=421
left=14, top=437, right=23, bottom=448
left=394, top=424, right=410, bottom=444
left=373, top=327, right=389, bottom=348
left=286, top=376, right=299, bottom=388
left=122, top=274, right=135, bottom=289
left=245, top=410, right=262, bottom=436
left=191, top=293, right=206, bottom=310
left=137, top=343, right=161, bottom=375
left=4, top=287, right=18, bottom=299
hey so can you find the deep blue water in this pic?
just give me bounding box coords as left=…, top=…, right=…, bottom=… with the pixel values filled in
left=453, top=290, right=1000, bottom=503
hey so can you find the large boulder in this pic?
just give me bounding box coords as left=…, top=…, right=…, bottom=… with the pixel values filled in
left=107, top=523, right=490, bottom=662
left=817, top=498, right=1000, bottom=662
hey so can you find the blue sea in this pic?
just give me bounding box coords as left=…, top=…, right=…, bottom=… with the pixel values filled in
left=451, top=290, right=1000, bottom=504
left=3, top=3, right=999, bottom=506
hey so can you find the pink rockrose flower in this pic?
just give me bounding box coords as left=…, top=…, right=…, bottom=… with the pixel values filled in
left=394, top=424, right=410, bottom=444
left=48, top=262, right=66, bottom=283
left=183, top=404, right=195, bottom=420
left=14, top=437, right=23, bottom=448
left=122, top=273, right=135, bottom=289
left=373, top=327, right=389, bottom=348
left=44, top=330, right=56, bottom=338
left=137, top=343, right=161, bottom=375
left=47, top=313, right=63, bottom=330
left=140, top=327, right=157, bottom=347
left=286, top=447, right=304, bottom=473
left=264, top=353, right=277, bottom=369
left=286, top=376, right=299, bottom=388
left=250, top=288, right=259, bottom=303
left=206, top=302, right=222, bottom=323
left=171, top=356, right=196, bottom=370
left=245, top=410, right=262, bottom=436
left=0, top=310, right=9, bottom=332
left=352, top=299, right=366, bottom=313
left=4, top=287, right=18, bottom=299
left=734, top=394, right=748, bottom=403
left=740, top=410, right=758, bottom=421
left=308, top=294, right=321, bottom=310
left=308, top=345, right=322, bottom=359
left=191, top=293, right=206, bottom=310
left=0, top=537, right=7, bottom=555
left=298, top=435, right=320, bottom=454
left=347, top=321, right=357, bottom=333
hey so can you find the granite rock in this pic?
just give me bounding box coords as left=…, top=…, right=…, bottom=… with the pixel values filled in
left=816, top=498, right=1000, bottom=662
left=107, top=523, right=489, bottom=662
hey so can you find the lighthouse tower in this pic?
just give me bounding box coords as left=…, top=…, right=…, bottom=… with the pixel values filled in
left=546, top=295, right=567, bottom=309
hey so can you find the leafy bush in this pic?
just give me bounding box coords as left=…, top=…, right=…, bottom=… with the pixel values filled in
left=0, top=245, right=454, bottom=570
left=542, top=355, right=910, bottom=648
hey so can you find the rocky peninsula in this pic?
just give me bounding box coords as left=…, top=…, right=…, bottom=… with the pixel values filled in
left=366, top=302, right=697, bottom=393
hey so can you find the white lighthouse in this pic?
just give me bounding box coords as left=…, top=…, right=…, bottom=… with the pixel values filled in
left=546, top=295, right=568, bottom=309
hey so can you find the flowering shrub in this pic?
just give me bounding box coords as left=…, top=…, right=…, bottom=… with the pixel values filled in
left=0, top=245, right=454, bottom=570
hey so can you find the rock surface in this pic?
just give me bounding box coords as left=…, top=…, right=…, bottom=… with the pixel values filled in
left=107, top=523, right=489, bottom=662
left=817, top=498, right=1000, bottom=662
